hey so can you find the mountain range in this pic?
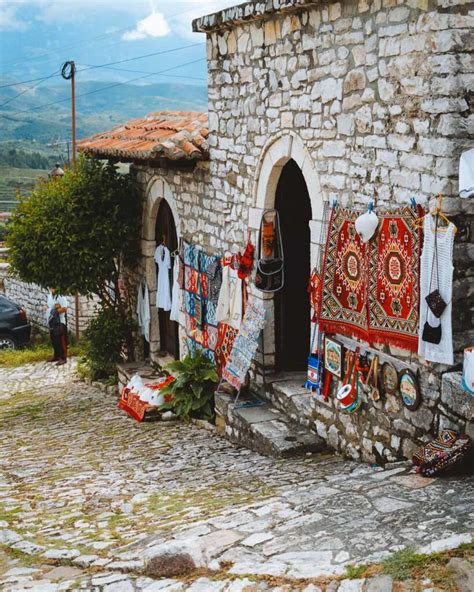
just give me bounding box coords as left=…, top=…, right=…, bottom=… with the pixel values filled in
left=0, top=79, right=208, bottom=153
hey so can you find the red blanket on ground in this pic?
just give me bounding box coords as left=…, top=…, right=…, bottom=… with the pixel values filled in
left=118, top=375, right=175, bottom=422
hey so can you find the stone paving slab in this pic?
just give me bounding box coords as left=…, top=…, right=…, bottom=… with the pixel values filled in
left=0, top=360, right=472, bottom=591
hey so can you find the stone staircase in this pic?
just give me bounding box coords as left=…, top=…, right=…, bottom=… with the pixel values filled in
left=215, top=383, right=325, bottom=458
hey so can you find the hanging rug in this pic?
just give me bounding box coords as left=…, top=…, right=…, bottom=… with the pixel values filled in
left=318, top=206, right=421, bottom=351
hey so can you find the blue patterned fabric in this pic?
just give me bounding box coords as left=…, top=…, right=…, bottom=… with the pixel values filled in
left=182, top=242, right=222, bottom=363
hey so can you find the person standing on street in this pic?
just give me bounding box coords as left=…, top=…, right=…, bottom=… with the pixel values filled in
left=46, top=289, right=68, bottom=365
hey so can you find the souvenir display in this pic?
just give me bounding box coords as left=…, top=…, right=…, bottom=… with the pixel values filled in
left=364, top=355, right=380, bottom=402
left=413, top=430, right=471, bottom=477
left=183, top=242, right=221, bottom=362
left=169, top=254, right=181, bottom=323
left=217, top=254, right=243, bottom=330
left=398, top=368, right=421, bottom=411
left=255, top=209, right=284, bottom=293
left=319, top=206, right=370, bottom=341
left=459, top=147, right=474, bottom=198
left=215, top=323, right=238, bottom=375
left=336, top=348, right=362, bottom=413
left=308, top=269, right=322, bottom=322
left=355, top=208, right=379, bottom=243
left=305, top=324, right=323, bottom=394
left=238, top=238, right=255, bottom=280
left=381, top=361, right=398, bottom=396
left=462, top=346, right=474, bottom=395
left=369, top=206, right=421, bottom=352
left=319, top=206, right=421, bottom=353
left=418, top=211, right=455, bottom=365
left=154, top=244, right=172, bottom=311
left=222, top=299, right=266, bottom=390
left=324, top=335, right=344, bottom=380
left=136, top=281, right=150, bottom=343
left=118, top=374, right=175, bottom=422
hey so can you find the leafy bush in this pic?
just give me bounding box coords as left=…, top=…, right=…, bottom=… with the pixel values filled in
left=0, top=222, right=6, bottom=243
left=83, top=306, right=135, bottom=380
left=160, top=350, right=219, bottom=421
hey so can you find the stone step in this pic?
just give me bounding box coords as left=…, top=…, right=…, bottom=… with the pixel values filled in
left=215, top=390, right=325, bottom=458
left=265, top=373, right=316, bottom=430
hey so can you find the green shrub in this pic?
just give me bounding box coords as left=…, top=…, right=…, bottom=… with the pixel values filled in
left=83, top=306, right=135, bottom=380
left=160, top=350, right=219, bottom=421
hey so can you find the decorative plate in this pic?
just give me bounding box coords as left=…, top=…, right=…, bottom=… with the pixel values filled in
left=381, top=362, right=398, bottom=396
left=324, top=336, right=345, bottom=380
left=399, top=368, right=421, bottom=411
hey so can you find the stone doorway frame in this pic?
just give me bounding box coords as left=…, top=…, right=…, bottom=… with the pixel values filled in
left=249, top=132, right=326, bottom=372
left=142, top=175, right=183, bottom=361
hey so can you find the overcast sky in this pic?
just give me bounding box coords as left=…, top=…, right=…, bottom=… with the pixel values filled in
left=0, top=1, right=238, bottom=84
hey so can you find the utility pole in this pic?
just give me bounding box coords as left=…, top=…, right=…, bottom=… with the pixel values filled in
left=61, top=60, right=80, bottom=340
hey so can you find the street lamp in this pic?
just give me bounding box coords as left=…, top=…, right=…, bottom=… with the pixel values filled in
left=49, top=163, right=65, bottom=179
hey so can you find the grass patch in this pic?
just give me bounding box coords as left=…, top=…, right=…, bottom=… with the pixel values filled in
left=382, top=547, right=443, bottom=580
left=0, top=342, right=85, bottom=367
left=345, top=564, right=370, bottom=579
left=381, top=543, right=474, bottom=588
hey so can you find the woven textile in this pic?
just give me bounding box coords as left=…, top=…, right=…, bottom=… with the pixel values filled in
left=318, top=207, right=370, bottom=341
left=319, top=206, right=421, bottom=351
left=222, top=299, right=266, bottom=389
left=215, top=323, right=238, bottom=375
left=183, top=242, right=221, bottom=361
left=369, top=206, right=421, bottom=351
left=413, top=430, right=471, bottom=477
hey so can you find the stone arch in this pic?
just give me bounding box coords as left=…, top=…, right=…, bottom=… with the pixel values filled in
left=250, top=133, right=326, bottom=373
left=251, top=132, right=326, bottom=266
left=143, top=176, right=182, bottom=243
left=142, top=175, right=182, bottom=359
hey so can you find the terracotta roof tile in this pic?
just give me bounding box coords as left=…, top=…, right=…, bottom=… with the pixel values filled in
left=77, top=111, right=209, bottom=162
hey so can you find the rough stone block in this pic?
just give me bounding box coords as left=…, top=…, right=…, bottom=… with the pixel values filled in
left=441, top=372, right=474, bottom=420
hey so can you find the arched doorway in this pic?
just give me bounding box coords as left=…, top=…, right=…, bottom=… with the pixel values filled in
left=155, top=199, right=179, bottom=359
left=274, top=159, right=312, bottom=371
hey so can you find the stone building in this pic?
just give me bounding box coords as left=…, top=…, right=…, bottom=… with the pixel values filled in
left=79, top=0, right=474, bottom=463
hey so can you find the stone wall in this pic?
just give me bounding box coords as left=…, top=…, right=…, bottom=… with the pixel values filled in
left=2, top=275, right=99, bottom=337
left=131, top=162, right=214, bottom=359
left=188, top=0, right=474, bottom=462
left=128, top=0, right=473, bottom=463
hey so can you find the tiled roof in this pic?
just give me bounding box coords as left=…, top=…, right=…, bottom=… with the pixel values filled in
left=78, top=111, right=209, bottom=162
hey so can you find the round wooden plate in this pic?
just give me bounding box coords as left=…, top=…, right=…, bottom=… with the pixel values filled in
left=398, top=368, right=421, bottom=411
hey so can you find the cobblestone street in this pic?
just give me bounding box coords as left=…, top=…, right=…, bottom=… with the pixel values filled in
left=0, top=361, right=472, bottom=591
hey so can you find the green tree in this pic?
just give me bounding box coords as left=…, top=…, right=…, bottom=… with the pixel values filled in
left=6, top=154, right=142, bottom=359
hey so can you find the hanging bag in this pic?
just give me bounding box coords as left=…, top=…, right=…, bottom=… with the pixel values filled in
left=425, top=214, right=447, bottom=318
left=422, top=214, right=444, bottom=344
left=255, top=209, right=284, bottom=293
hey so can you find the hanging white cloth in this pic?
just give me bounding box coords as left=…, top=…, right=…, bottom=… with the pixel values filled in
left=459, top=147, right=474, bottom=198
left=169, top=255, right=181, bottom=322
left=418, top=215, right=455, bottom=365
left=216, top=259, right=243, bottom=330
left=154, top=244, right=172, bottom=311
left=136, top=282, right=150, bottom=342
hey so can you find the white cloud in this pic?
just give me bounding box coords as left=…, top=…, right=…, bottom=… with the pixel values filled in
left=0, top=6, right=29, bottom=31
left=169, top=1, right=237, bottom=40
left=122, top=11, right=170, bottom=41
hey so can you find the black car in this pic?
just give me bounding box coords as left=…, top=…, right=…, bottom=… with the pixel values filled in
left=0, top=295, right=31, bottom=349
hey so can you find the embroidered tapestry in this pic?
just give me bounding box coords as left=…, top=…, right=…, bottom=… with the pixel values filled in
left=183, top=242, right=221, bottom=362
left=215, top=322, right=238, bottom=375
left=368, top=206, right=421, bottom=351
left=318, top=207, right=370, bottom=342
left=318, top=206, right=421, bottom=351
left=222, top=299, right=266, bottom=389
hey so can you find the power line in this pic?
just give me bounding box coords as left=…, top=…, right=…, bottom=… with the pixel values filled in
left=0, top=71, right=59, bottom=110
left=81, top=64, right=206, bottom=82
left=0, top=42, right=204, bottom=90
left=1, top=58, right=206, bottom=119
